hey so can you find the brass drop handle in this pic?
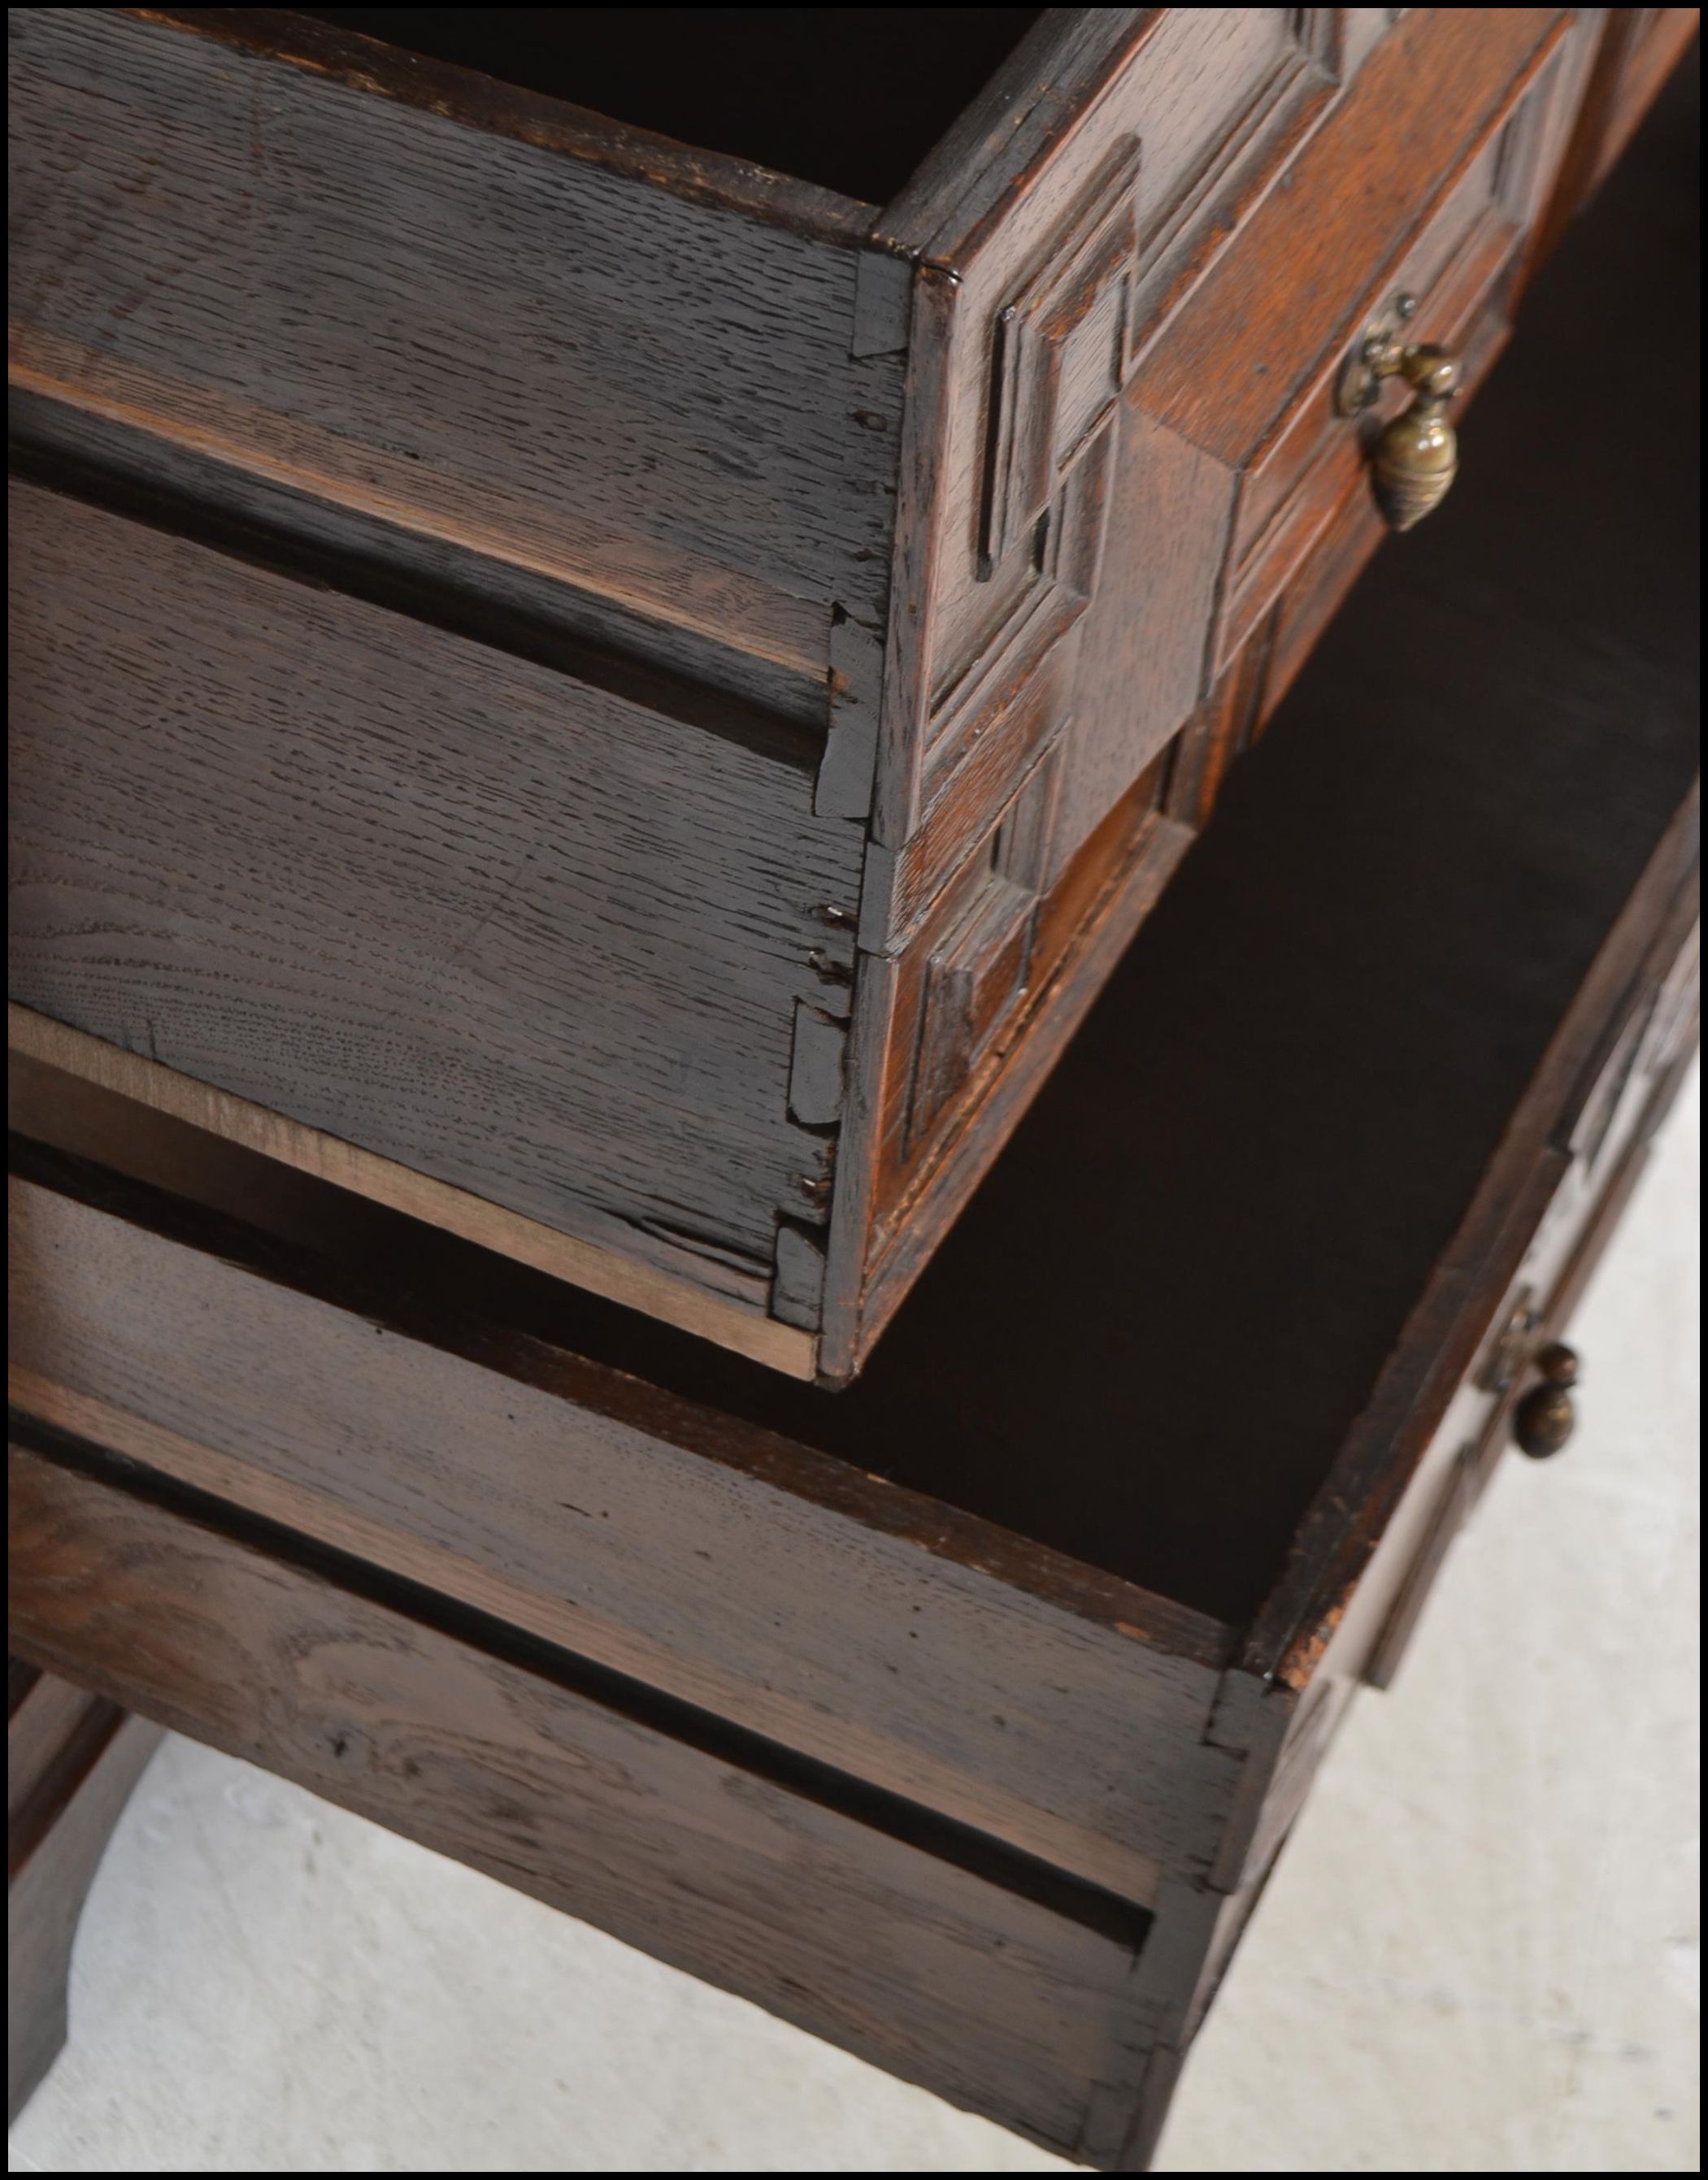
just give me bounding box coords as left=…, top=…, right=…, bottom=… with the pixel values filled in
left=1336, top=294, right=1462, bottom=532
left=1512, top=1341, right=1581, bottom=1459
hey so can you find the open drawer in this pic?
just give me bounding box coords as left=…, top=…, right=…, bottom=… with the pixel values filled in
left=10, top=8, right=1599, bottom=1380
left=7, top=63, right=1699, bottom=2164
left=7, top=713, right=1695, bottom=2165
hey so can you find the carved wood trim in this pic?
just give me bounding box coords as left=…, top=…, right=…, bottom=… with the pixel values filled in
left=978, top=141, right=1143, bottom=578
left=902, top=749, right=1062, bottom=1153
left=1193, top=17, right=1576, bottom=684
left=828, top=12, right=1376, bottom=1374
left=1126, top=11, right=1343, bottom=360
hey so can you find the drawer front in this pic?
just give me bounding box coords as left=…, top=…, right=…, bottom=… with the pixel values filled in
left=1119, top=11, right=1578, bottom=773
left=837, top=9, right=1590, bottom=1369
left=1320, top=910, right=1700, bottom=1707
left=8, top=479, right=859, bottom=1374
left=1212, top=875, right=1700, bottom=1903
left=7, top=1437, right=1154, bottom=2165
left=1202, top=76, right=1554, bottom=680
left=882, top=9, right=1576, bottom=876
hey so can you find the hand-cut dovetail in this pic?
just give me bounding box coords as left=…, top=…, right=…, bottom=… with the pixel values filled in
left=816, top=610, right=884, bottom=819
left=808, top=948, right=854, bottom=986
left=789, top=1001, right=846, bottom=1127
left=851, top=249, right=912, bottom=359
left=772, top=1221, right=828, bottom=1330
left=813, top=903, right=858, bottom=929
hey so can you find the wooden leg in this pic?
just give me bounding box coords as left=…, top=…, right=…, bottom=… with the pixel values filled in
left=8, top=1660, right=164, bottom=2122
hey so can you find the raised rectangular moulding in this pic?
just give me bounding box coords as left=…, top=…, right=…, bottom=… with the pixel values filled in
left=9, top=9, right=1598, bottom=1377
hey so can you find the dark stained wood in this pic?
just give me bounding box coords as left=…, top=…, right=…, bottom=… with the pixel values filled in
left=1132, top=905, right=1699, bottom=2140
left=136, top=7, right=883, bottom=237
left=1118, top=84, right=1702, bottom=2151
left=1137, top=7, right=1573, bottom=683
left=837, top=41, right=1699, bottom=1622
left=8, top=480, right=861, bottom=1345
left=9, top=6, right=906, bottom=688
left=7, top=391, right=830, bottom=734
left=872, top=9, right=1154, bottom=258
left=11, top=8, right=1614, bottom=1377
left=1232, top=47, right=1701, bottom=1676
left=7, top=1440, right=1157, bottom=2165
left=1244, top=785, right=1699, bottom=1687
left=1184, top=889, right=1701, bottom=2118
left=15, top=824, right=1691, bottom=2069
left=300, top=9, right=1048, bottom=211
left=7, top=1144, right=1236, bottom=1911
left=825, top=7, right=1591, bottom=1373
left=9, top=1661, right=163, bottom=2121
left=7, top=1004, right=820, bottom=1383
left=853, top=774, right=1192, bottom=1319
left=12, top=805, right=1694, bottom=2158
left=5, top=58, right=1700, bottom=2166
left=11, top=25, right=1697, bottom=1622
left=1364, top=914, right=1699, bottom=1691
left=1133, top=13, right=1565, bottom=474
left=871, top=7, right=1415, bottom=853
left=11, top=5, right=1701, bottom=1796
left=862, top=0, right=1353, bottom=866
left=1250, top=476, right=1385, bottom=724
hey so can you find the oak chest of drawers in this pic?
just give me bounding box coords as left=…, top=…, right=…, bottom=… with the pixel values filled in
left=8, top=39, right=1701, bottom=2153
left=9, top=6, right=1623, bottom=1381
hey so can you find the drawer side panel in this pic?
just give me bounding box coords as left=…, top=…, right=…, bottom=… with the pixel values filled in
left=9, top=481, right=861, bottom=1318
left=7, top=7, right=904, bottom=708
left=7, top=1439, right=1152, bottom=2164
left=7, top=1166, right=1237, bottom=1906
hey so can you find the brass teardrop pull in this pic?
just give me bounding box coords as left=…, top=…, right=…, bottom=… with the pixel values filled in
left=1512, top=1342, right=1581, bottom=1459
left=1336, top=294, right=1462, bottom=532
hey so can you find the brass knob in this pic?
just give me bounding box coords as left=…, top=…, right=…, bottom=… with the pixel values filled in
left=1512, top=1342, right=1580, bottom=1459
left=1336, top=298, right=1462, bottom=532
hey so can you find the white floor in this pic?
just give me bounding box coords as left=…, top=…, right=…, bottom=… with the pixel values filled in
left=9, top=1072, right=1699, bottom=2175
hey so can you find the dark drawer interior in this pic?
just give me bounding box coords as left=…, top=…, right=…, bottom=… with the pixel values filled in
left=301, top=8, right=1045, bottom=204
left=8, top=54, right=1698, bottom=1636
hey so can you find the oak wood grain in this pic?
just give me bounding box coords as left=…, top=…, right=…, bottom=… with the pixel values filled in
left=7, top=1144, right=1237, bottom=1908
left=7, top=389, right=831, bottom=736
left=7, top=1440, right=1156, bottom=2163
left=827, top=10, right=1586, bottom=1370
left=3, top=61, right=1699, bottom=2165
left=9, top=7, right=906, bottom=685
left=9, top=8, right=1601, bottom=1382
left=8, top=1009, right=818, bottom=1380
left=300, top=7, right=1050, bottom=211
left=9, top=480, right=862, bottom=1319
